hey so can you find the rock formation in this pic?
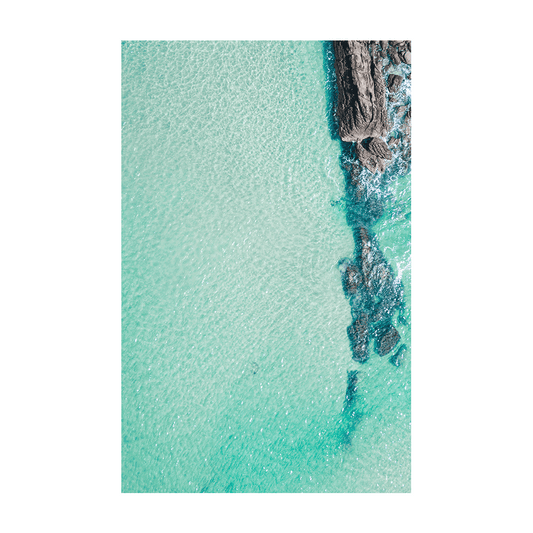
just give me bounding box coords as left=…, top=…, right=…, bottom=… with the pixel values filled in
left=375, top=323, right=401, bottom=356
left=388, top=74, right=403, bottom=93
left=367, top=137, right=392, bottom=160
left=333, top=41, right=388, bottom=142
left=347, top=313, right=370, bottom=362
left=331, top=40, right=411, bottom=371
left=342, top=263, right=363, bottom=295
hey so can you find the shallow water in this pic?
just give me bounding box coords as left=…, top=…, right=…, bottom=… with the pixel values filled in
left=122, top=41, right=411, bottom=492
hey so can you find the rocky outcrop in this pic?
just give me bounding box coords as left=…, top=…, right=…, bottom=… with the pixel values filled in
left=331, top=40, right=410, bottom=376
left=400, top=51, right=411, bottom=65
left=367, top=137, right=392, bottom=160
left=333, top=41, right=389, bottom=142
left=356, top=141, right=379, bottom=173
left=388, top=74, right=403, bottom=93
left=354, top=138, right=393, bottom=175
left=389, top=47, right=401, bottom=65
left=339, top=225, right=404, bottom=364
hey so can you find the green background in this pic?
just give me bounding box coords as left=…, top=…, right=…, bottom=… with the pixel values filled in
left=1, top=0, right=532, bottom=531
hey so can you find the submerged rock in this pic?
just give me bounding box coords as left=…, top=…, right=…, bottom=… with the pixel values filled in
left=390, top=344, right=407, bottom=366
left=375, top=324, right=401, bottom=356
left=342, top=264, right=363, bottom=295
left=344, top=370, right=358, bottom=407
left=369, top=280, right=402, bottom=322
left=347, top=313, right=370, bottom=362
left=346, top=182, right=385, bottom=227
left=333, top=41, right=389, bottom=142
left=359, top=228, right=393, bottom=296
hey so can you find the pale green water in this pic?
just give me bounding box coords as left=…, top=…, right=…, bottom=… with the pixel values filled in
left=122, top=41, right=411, bottom=493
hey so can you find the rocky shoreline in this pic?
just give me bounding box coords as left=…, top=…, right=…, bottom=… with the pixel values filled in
left=330, top=40, right=411, bottom=436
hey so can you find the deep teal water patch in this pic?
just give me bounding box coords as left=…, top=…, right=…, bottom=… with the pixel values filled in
left=122, top=41, right=410, bottom=493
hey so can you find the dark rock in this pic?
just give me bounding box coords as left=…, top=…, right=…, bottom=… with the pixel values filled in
left=356, top=141, right=379, bottom=174
left=370, top=42, right=383, bottom=61
left=389, top=47, right=401, bottom=65
left=388, top=74, right=403, bottom=93
left=365, top=258, right=393, bottom=297
left=342, top=264, right=363, bottom=295
left=406, top=41, right=411, bottom=52
left=370, top=277, right=402, bottom=322
left=347, top=313, right=370, bottom=362
left=389, top=344, right=407, bottom=366
left=367, top=137, right=393, bottom=160
left=407, top=73, right=411, bottom=80
left=400, top=51, right=411, bottom=65
left=366, top=194, right=385, bottom=222
left=379, top=41, right=389, bottom=58
left=333, top=41, right=389, bottom=142
left=375, top=324, right=400, bottom=356
left=370, top=299, right=394, bottom=324
left=383, top=62, right=392, bottom=73
left=359, top=227, right=376, bottom=292
left=349, top=170, right=365, bottom=199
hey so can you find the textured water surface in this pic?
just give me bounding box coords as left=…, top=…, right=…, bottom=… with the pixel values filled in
left=122, top=41, right=411, bottom=492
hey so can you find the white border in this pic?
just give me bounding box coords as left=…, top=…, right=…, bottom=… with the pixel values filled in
left=101, top=19, right=431, bottom=514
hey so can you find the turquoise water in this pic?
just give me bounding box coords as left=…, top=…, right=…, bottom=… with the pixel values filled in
left=122, top=41, right=411, bottom=492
